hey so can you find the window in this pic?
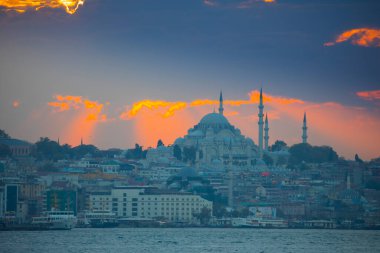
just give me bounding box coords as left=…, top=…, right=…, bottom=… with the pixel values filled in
left=132, top=198, right=138, bottom=202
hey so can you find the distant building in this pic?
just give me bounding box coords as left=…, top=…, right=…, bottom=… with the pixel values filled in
left=0, top=138, right=32, bottom=157
left=4, top=184, right=18, bottom=215
left=89, top=186, right=212, bottom=223
left=45, top=190, right=78, bottom=215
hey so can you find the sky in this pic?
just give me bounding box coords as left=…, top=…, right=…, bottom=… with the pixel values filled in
left=0, top=0, right=379, bottom=160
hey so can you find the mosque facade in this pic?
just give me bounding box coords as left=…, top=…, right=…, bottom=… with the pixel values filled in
left=163, top=89, right=308, bottom=170
left=174, top=91, right=259, bottom=169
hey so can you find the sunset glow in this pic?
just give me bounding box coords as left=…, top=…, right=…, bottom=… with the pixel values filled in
left=0, top=0, right=85, bottom=14
left=356, top=90, right=380, bottom=101
left=325, top=28, right=380, bottom=47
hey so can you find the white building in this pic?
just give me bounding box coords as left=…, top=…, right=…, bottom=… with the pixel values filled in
left=99, top=160, right=120, bottom=174
left=146, top=145, right=175, bottom=165
left=138, top=166, right=183, bottom=183
left=89, top=186, right=212, bottom=223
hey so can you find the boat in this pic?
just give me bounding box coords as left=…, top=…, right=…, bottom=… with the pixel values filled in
left=232, top=216, right=288, bottom=228
left=77, top=210, right=119, bottom=228
left=31, top=210, right=77, bottom=230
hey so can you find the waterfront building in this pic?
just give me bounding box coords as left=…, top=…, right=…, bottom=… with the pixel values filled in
left=45, top=189, right=78, bottom=215
left=89, top=186, right=212, bottom=223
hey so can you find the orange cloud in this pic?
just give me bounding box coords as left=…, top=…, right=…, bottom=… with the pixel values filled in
left=12, top=100, right=20, bottom=108
left=0, top=0, right=85, bottom=14
left=48, top=94, right=107, bottom=122
left=356, top=90, right=380, bottom=101
left=248, top=90, right=304, bottom=105
left=190, top=99, right=218, bottom=107
left=120, top=100, right=188, bottom=120
left=47, top=94, right=109, bottom=146
left=121, top=90, right=304, bottom=120
left=325, top=28, right=380, bottom=47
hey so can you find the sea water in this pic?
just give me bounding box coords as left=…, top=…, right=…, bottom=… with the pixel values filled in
left=1, top=228, right=379, bottom=253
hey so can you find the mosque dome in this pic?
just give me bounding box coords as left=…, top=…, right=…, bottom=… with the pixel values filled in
left=174, top=137, right=185, bottom=145
left=198, top=113, right=231, bottom=127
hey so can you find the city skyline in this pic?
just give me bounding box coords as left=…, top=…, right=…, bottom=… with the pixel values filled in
left=0, top=0, right=379, bottom=160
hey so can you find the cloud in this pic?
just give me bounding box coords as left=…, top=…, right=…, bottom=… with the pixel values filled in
left=0, top=0, right=85, bottom=14
left=121, top=90, right=303, bottom=120
left=46, top=94, right=109, bottom=146
left=203, top=0, right=218, bottom=7
left=324, top=28, right=380, bottom=47
left=356, top=90, right=380, bottom=102
left=119, top=100, right=188, bottom=120
left=12, top=99, right=20, bottom=108
left=48, top=94, right=107, bottom=122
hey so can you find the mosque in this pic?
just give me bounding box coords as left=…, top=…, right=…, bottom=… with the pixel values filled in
left=173, top=89, right=308, bottom=169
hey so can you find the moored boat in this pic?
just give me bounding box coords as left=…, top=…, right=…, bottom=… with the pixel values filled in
left=77, top=210, right=119, bottom=228
left=31, top=210, right=77, bottom=230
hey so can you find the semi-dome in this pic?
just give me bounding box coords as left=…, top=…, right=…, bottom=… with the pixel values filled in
left=199, top=113, right=230, bottom=126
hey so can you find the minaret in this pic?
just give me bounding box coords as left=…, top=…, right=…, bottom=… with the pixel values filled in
left=258, top=88, right=264, bottom=158
left=80, top=137, right=83, bottom=146
left=219, top=91, right=224, bottom=115
left=302, top=112, right=308, bottom=144
left=264, top=113, right=269, bottom=151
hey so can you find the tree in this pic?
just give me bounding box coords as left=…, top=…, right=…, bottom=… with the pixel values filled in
left=157, top=139, right=164, bottom=147
left=125, top=143, right=146, bottom=159
left=271, top=140, right=287, bottom=152
left=34, top=137, right=63, bottom=160
left=288, top=143, right=338, bottom=165
left=0, top=129, right=10, bottom=139
left=0, top=144, right=11, bottom=158
left=71, top=144, right=99, bottom=159
left=263, top=153, right=273, bottom=166
left=173, top=145, right=182, bottom=161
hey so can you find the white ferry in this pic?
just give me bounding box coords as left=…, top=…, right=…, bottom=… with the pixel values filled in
left=77, top=210, right=119, bottom=228
left=32, top=211, right=77, bottom=230
left=232, top=217, right=288, bottom=228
